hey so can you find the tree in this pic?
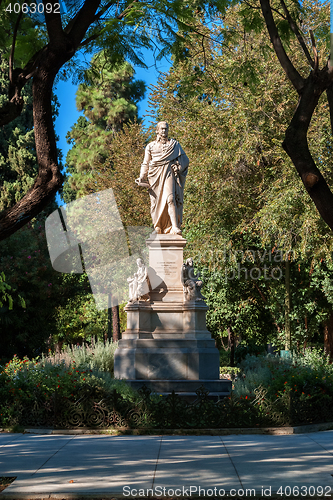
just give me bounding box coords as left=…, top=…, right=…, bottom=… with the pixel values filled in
left=0, top=56, right=37, bottom=211
left=62, top=52, right=148, bottom=340
left=63, top=52, right=145, bottom=201
left=145, top=3, right=333, bottom=351
left=0, top=50, right=63, bottom=208
left=257, top=0, right=333, bottom=230
left=0, top=0, right=225, bottom=241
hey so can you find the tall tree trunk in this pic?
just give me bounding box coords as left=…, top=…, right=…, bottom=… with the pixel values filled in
left=112, top=305, right=120, bottom=341
left=0, top=0, right=102, bottom=241
left=324, top=312, right=333, bottom=358
left=228, top=326, right=235, bottom=367
left=107, top=293, right=112, bottom=342
left=260, top=0, right=333, bottom=232
left=285, top=258, right=291, bottom=350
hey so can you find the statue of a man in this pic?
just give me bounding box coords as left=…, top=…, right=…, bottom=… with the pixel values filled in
left=136, top=121, right=189, bottom=235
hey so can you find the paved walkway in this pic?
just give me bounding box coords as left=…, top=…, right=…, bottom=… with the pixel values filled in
left=1, top=431, right=333, bottom=498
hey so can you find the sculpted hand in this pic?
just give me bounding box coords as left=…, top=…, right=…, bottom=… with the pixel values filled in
left=171, top=161, right=180, bottom=174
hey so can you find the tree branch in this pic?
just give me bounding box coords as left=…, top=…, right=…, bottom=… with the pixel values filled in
left=117, top=0, right=138, bottom=20
left=283, top=70, right=333, bottom=230
left=44, top=0, right=65, bottom=47
left=309, top=29, right=319, bottom=73
left=326, top=83, right=333, bottom=136
left=9, top=11, right=23, bottom=85
left=259, top=0, right=304, bottom=92
left=243, top=0, right=288, bottom=22
left=64, top=0, right=113, bottom=34
left=0, top=95, right=24, bottom=126
left=78, top=32, right=100, bottom=48
left=67, top=0, right=103, bottom=48
left=278, top=0, right=314, bottom=69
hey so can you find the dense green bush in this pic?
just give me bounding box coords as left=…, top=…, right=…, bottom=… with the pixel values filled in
left=42, top=339, right=118, bottom=375
left=0, top=350, right=136, bottom=428
left=233, top=349, right=333, bottom=425
left=234, top=342, right=267, bottom=364
left=1, top=346, right=333, bottom=429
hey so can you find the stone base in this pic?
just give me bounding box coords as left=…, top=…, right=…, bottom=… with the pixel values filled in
left=114, top=233, right=230, bottom=398
left=125, top=379, right=232, bottom=401
left=114, top=338, right=219, bottom=380
left=123, top=300, right=211, bottom=338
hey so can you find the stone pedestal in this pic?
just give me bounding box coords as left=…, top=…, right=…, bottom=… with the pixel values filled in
left=114, top=233, right=231, bottom=398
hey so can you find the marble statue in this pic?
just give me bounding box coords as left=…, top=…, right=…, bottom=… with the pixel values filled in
left=181, top=258, right=204, bottom=301
left=136, top=121, right=189, bottom=235
left=127, top=258, right=150, bottom=302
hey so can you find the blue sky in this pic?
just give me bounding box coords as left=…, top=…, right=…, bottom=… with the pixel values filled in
left=54, top=49, right=171, bottom=171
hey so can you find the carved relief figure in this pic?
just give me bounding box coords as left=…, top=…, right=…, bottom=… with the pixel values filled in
left=127, top=258, right=150, bottom=302
left=136, top=121, right=189, bottom=235
left=181, top=258, right=204, bottom=301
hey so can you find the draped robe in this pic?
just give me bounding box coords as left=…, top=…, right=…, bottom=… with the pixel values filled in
left=140, top=139, right=189, bottom=233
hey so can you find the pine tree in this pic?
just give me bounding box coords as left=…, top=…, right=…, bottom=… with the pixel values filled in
left=0, top=49, right=102, bottom=357
left=0, top=56, right=37, bottom=211
left=63, top=53, right=145, bottom=202
left=63, top=52, right=146, bottom=339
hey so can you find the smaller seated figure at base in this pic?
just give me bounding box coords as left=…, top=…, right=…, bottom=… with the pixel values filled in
left=181, top=257, right=204, bottom=301
left=127, top=258, right=150, bottom=302
left=127, top=272, right=139, bottom=302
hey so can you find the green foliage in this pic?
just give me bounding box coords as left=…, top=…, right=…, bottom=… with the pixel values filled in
left=89, top=121, right=152, bottom=227
left=234, top=342, right=267, bottom=364
left=0, top=219, right=95, bottom=359
left=235, top=350, right=333, bottom=402
left=2, top=347, right=333, bottom=429
left=231, top=350, right=333, bottom=425
left=220, top=366, right=241, bottom=378
left=219, top=349, right=230, bottom=366
left=43, top=339, right=118, bottom=375
left=54, top=293, right=108, bottom=345
left=0, top=4, right=47, bottom=66
left=0, top=272, right=13, bottom=310
left=147, top=1, right=333, bottom=347
left=0, top=352, right=137, bottom=427
left=63, top=53, right=146, bottom=204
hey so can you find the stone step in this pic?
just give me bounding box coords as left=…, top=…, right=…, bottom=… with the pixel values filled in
left=125, top=379, right=232, bottom=394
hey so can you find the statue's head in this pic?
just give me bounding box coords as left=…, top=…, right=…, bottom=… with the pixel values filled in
left=137, top=258, right=144, bottom=267
left=156, top=121, right=169, bottom=139
left=186, top=258, right=193, bottom=267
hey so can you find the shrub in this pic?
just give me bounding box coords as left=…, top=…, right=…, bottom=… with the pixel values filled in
left=234, top=342, right=267, bottom=364
left=233, top=350, right=333, bottom=425
left=42, top=338, right=118, bottom=375
left=1, top=347, right=333, bottom=430
left=0, top=353, right=137, bottom=428
left=219, top=366, right=241, bottom=380
left=219, top=349, right=230, bottom=367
